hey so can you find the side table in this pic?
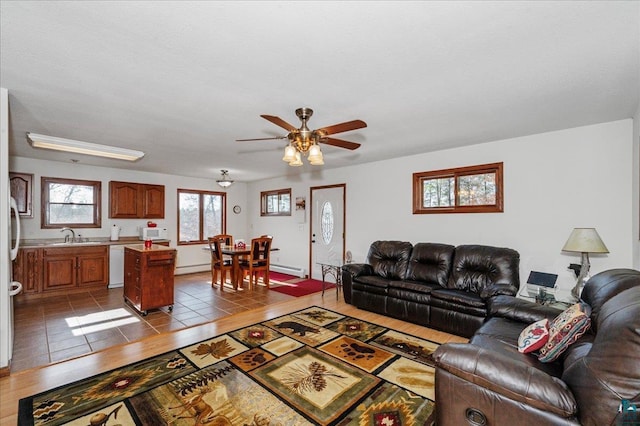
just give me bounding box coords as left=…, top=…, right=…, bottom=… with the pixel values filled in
left=317, top=260, right=343, bottom=300
left=519, top=287, right=575, bottom=309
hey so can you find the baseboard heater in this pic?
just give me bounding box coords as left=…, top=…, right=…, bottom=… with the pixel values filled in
left=270, top=263, right=306, bottom=278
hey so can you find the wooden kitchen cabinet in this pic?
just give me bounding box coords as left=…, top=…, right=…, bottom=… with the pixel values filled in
left=109, top=181, right=165, bottom=219
left=9, top=172, right=33, bottom=217
left=42, top=246, right=109, bottom=292
left=141, top=184, right=164, bottom=218
left=124, top=245, right=176, bottom=315
left=12, top=248, right=42, bottom=294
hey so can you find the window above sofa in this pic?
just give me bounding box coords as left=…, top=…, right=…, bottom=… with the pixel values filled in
left=412, top=162, right=503, bottom=214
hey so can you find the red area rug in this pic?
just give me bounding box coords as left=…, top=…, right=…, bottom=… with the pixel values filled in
left=268, top=271, right=299, bottom=282
left=268, top=273, right=336, bottom=297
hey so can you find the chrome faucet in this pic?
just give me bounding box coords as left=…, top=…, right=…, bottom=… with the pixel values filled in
left=60, top=227, right=75, bottom=243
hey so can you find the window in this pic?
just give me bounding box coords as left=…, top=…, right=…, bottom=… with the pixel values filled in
left=260, top=188, right=291, bottom=216
left=42, top=177, right=101, bottom=228
left=413, top=162, right=503, bottom=214
left=178, top=189, right=226, bottom=245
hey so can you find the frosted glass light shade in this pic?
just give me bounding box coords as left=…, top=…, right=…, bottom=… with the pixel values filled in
left=309, top=149, right=324, bottom=165
left=282, top=145, right=296, bottom=163
left=289, top=151, right=303, bottom=167
left=308, top=144, right=322, bottom=162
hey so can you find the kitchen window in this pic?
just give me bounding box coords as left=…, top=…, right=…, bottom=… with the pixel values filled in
left=41, top=177, right=101, bottom=228
left=178, top=189, right=226, bottom=245
left=260, top=188, right=291, bottom=216
left=412, top=162, right=504, bottom=214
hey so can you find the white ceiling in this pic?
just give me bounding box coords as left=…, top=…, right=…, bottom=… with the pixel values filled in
left=1, top=1, right=638, bottom=183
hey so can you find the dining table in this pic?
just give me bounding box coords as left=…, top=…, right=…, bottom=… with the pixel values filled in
left=220, top=245, right=250, bottom=289
left=204, top=244, right=278, bottom=290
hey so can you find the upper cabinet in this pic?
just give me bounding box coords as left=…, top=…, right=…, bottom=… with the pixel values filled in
left=10, top=172, right=34, bottom=217
left=142, top=184, right=165, bottom=218
left=109, top=181, right=165, bottom=219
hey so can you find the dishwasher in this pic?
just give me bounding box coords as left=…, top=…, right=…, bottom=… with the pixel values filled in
left=109, top=245, right=126, bottom=288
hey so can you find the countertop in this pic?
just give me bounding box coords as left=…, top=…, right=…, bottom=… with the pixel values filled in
left=124, top=244, right=176, bottom=253
left=20, top=236, right=171, bottom=248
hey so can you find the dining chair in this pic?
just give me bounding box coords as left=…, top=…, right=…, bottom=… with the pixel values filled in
left=259, top=234, right=273, bottom=250
left=239, top=236, right=272, bottom=289
left=207, top=237, right=234, bottom=290
left=212, top=234, right=233, bottom=246
left=212, top=233, right=234, bottom=261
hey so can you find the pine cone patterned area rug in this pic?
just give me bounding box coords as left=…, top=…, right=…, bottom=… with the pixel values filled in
left=18, top=306, right=440, bottom=426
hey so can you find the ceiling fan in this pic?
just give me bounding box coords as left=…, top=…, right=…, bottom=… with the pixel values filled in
left=236, top=107, right=367, bottom=166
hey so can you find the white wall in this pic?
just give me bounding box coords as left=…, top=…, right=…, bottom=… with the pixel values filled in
left=9, top=119, right=635, bottom=289
left=247, top=119, right=634, bottom=293
left=8, top=157, right=249, bottom=273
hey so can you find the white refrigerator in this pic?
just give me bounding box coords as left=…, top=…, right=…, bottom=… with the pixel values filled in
left=1, top=87, right=23, bottom=370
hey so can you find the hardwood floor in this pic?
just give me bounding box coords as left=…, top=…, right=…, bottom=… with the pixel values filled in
left=0, top=275, right=466, bottom=425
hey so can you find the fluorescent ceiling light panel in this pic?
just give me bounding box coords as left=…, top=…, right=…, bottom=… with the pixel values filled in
left=27, top=133, right=145, bottom=161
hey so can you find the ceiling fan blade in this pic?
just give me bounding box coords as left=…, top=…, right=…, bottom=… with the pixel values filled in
left=320, top=137, right=361, bottom=150
left=317, top=119, right=367, bottom=136
left=260, top=115, right=297, bottom=131
left=236, top=136, right=287, bottom=142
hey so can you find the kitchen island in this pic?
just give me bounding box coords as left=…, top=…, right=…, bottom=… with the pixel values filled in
left=124, top=244, right=176, bottom=316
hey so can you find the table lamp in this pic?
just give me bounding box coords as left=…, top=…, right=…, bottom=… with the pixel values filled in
left=561, top=228, right=609, bottom=299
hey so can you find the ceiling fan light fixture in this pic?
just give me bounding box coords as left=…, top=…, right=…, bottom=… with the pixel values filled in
left=238, top=107, right=367, bottom=167
left=282, top=145, right=296, bottom=163
left=289, top=151, right=303, bottom=167
left=216, top=169, right=234, bottom=188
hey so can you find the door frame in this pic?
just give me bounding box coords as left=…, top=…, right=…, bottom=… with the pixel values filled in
left=309, top=183, right=346, bottom=279
left=309, top=183, right=347, bottom=278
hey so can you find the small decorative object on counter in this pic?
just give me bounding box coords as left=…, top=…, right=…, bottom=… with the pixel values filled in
left=144, top=239, right=152, bottom=249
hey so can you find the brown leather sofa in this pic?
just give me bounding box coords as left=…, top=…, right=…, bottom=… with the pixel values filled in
left=433, top=268, right=640, bottom=425
left=341, top=241, right=520, bottom=338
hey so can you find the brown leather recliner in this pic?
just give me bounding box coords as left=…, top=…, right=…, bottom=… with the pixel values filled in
left=433, top=268, right=640, bottom=425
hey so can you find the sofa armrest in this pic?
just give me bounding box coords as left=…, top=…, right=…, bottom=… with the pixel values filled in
left=341, top=263, right=373, bottom=278
left=480, top=283, right=519, bottom=299
left=341, top=263, right=373, bottom=304
left=488, top=295, right=562, bottom=323
left=434, top=343, right=577, bottom=417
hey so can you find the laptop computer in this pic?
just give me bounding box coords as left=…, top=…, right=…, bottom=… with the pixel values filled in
left=525, top=271, right=558, bottom=298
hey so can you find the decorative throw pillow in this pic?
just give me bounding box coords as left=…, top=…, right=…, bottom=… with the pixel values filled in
left=518, top=318, right=550, bottom=353
left=538, top=302, right=591, bottom=363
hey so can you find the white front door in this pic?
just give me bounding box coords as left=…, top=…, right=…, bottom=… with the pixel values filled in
left=310, top=185, right=345, bottom=282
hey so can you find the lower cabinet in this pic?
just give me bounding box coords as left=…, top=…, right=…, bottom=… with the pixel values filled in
left=12, top=248, right=42, bottom=295
left=124, top=246, right=176, bottom=315
left=13, top=246, right=108, bottom=296
left=43, top=246, right=109, bottom=291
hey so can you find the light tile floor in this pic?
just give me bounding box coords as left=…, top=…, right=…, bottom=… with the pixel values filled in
left=11, top=272, right=294, bottom=373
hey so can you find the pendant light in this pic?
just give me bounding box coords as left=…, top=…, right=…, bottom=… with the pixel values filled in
left=216, top=170, right=234, bottom=188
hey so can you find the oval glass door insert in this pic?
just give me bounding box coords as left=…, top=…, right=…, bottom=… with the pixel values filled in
left=321, top=201, right=334, bottom=244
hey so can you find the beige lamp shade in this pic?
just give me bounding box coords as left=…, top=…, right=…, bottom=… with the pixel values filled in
left=562, top=228, right=609, bottom=253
